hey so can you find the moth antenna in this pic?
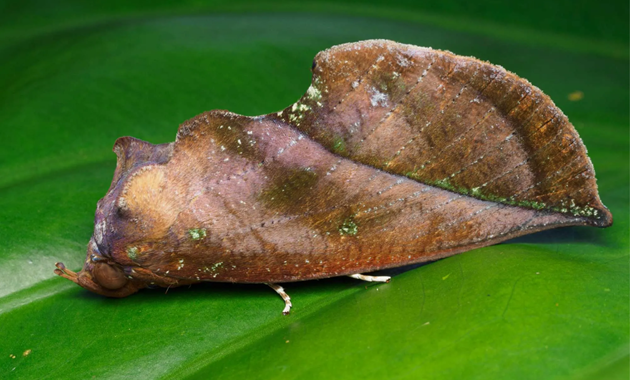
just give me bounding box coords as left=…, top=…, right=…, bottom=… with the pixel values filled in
left=267, top=283, right=292, bottom=315
left=348, top=274, right=391, bottom=283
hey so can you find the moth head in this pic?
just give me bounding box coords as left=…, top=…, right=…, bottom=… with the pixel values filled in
left=54, top=239, right=140, bottom=298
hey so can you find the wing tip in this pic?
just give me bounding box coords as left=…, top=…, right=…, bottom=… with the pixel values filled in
left=591, top=205, right=613, bottom=228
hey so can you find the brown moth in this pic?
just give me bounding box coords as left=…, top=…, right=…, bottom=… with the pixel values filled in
left=55, top=40, right=612, bottom=314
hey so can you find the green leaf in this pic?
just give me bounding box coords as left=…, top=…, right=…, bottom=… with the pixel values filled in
left=1, top=2, right=627, bottom=379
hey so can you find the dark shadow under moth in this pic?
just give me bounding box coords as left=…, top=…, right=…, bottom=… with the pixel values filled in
left=55, top=40, right=612, bottom=314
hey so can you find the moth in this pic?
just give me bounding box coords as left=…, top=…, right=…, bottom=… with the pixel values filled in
left=55, top=40, right=612, bottom=314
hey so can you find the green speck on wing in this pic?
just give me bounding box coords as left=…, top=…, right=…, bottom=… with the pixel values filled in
left=332, top=137, right=346, bottom=154
left=189, top=228, right=207, bottom=240
left=339, top=217, right=358, bottom=236
left=127, top=246, right=138, bottom=260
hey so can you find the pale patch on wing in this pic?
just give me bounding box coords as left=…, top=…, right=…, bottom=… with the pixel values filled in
left=120, top=165, right=181, bottom=237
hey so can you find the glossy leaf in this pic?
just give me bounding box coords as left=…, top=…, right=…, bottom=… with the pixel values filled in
left=0, top=2, right=627, bottom=380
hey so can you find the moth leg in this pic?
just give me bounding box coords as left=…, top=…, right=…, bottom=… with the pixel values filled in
left=267, top=283, right=292, bottom=315
left=348, top=273, right=391, bottom=283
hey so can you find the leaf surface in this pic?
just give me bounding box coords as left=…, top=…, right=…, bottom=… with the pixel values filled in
left=0, top=3, right=627, bottom=380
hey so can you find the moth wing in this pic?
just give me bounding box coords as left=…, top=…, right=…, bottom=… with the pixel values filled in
left=99, top=40, right=611, bottom=284
left=278, top=40, right=611, bottom=227
left=106, top=108, right=599, bottom=283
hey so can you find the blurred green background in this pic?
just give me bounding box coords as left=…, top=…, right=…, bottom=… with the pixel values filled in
left=0, top=1, right=628, bottom=379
